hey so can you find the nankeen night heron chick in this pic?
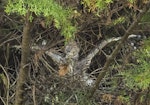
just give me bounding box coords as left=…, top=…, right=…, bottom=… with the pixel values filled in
left=65, top=41, right=80, bottom=61
left=65, top=41, right=80, bottom=74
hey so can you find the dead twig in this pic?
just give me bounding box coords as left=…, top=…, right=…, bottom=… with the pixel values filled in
left=89, top=2, right=150, bottom=98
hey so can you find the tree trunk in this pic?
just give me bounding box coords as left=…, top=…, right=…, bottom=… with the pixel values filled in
left=15, top=11, right=32, bottom=105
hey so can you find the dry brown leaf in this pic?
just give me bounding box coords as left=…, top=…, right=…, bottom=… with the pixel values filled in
left=58, top=65, right=69, bottom=76
left=102, top=94, right=114, bottom=103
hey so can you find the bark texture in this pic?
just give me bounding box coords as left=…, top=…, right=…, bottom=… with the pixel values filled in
left=15, top=11, right=32, bottom=105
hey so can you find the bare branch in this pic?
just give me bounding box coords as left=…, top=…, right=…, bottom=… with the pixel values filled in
left=89, top=3, right=150, bottom=98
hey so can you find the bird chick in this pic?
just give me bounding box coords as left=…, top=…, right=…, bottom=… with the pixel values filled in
left=65, top=41, right=80, bottom=61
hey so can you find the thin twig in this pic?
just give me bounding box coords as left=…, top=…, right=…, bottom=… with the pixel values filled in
left=32, top=85, right=37, bottom=105
left=89, top=2, right=150, bottom=98
left=0, top=65, right=10, bottom=105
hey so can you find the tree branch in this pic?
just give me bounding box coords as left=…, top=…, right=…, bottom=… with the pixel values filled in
left=89, top=2, right=150, bottom=98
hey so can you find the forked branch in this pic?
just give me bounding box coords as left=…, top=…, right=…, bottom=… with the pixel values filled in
left=89, top=2, right=150, bottom=98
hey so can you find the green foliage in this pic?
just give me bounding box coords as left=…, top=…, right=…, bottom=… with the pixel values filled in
left=112, top=16, right=126, bottom=25
left=121, top=38, right=150, bottom=91
left=116, top=95, right=131, bottom=105
left=141, top=12, right=150, bottom=22
left=74, top=90, right=96, bottom=105
left=81, top=0, right=113, bottom=12
left=43, top=90, right=96, bottom=105
left=127, top=0, right=136, bottom=3
left=5, top=0, right=76, bottom=40
left=96, top=0, right=113, bottom=10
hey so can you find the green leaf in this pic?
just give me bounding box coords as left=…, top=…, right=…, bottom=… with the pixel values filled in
left=5, top=0, right=77, bottom=41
